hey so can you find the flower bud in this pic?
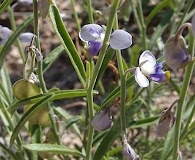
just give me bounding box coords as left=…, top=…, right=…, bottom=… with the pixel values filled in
left=164, top=23, right=191, bottom=71
left=156, top=100, right=178, bottom=137
left=91, top=108, right=112, bottom=131
left=122, top=133, right=140, bottom=160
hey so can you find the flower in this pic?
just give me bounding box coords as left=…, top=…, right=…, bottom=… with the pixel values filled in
left=0, top=25, right=35, bottom=45
left=0, top=25, right=12, bottom=45
left=91, top=108, right=112, bottom=131
left=79, top=24, right=132, bottom=56
left=134, top=50, right=170, bottom=87
left=164, top=23, right=191, bottom=71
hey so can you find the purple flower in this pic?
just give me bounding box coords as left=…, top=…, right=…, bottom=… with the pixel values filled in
left=135, top=50, right=170, bottom=87
left=0, top=25, right=34, bottom=45
left=79, top=24, right=132, bottom=56
left=0, top=25, right=12, bottom=45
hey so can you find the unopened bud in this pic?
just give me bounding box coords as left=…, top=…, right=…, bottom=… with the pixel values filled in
left=156, top=100, right=178, bottom=137
left=122, top=133, right=140, bottom=160
left=164, top=23, right=191, bottom=71
left=91, top=108, right=112, bottom=131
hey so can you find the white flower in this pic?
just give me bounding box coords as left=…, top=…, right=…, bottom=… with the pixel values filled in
left=79, top=24, right=132, bottom=56
left=135, top=50, right=170, bottom=87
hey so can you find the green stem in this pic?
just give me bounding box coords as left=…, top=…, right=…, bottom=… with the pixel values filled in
left=7, top=6, right=25, bottom=62
left=71, top=0, right=81, bottom=31
left=32, top=0, right=61, bottom=146
left=113, top=14, right=126, bottom=133
left=85, top=0, right=120, bottom=159
left=137, top=0, right=147, bottom=50
left=172, top=32, right=195, bottom=160
left=87, top=0, right=94, bottom=23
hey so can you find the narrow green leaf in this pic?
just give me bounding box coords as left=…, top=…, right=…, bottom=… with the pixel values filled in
left=131, top=116, right=159, bottom=128
left=54, top=107, right=81, bottom=137
left=148, top=10, right=173, bottom=49
left=0, top=63, right=13, bottom=104
left=23, top=143, right=85, bottom=157
left=49, top=5, right=86, bottom=85
left=43, top=45, right=64, bottom=73
left=52, top=89, right=98, bottom=100
left=100, top=76, right=135, bottom=109
left=0, top=0, right=13, bottom=15
left=10, top=93, right=54, bottom=146
left=0, top=14, right=34, bottom=68
left=0, top=142, right=19, bottom=160
left=93, top=100, right=143, bottom=160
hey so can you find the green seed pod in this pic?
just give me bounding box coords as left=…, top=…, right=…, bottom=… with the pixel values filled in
left=24, top=104, right=50, bottom=126
left=13, top=79, right=40, bottom=100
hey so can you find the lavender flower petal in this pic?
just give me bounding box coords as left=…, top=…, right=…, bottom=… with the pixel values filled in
left=0, top=25, right=12, bottom=45
left=19, top=32, right=34, bottom=44
left=79, top=24, right=103, bottom=42
left=110, top=30, right=132, bottom=50
left=150, top=72, right=165, bottom=82
left=87, top=40, right=102, bottom=56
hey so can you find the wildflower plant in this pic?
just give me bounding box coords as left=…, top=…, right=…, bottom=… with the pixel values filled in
left=0, top=0, right=194, bottom=160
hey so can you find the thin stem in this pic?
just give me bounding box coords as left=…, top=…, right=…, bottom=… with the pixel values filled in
left=113, top=14, right=126, bottom=133
left=70, top=0, right=81, bottom=31
left=7, top=6, right=25, bottom=62
left=172, top=31, right=195, bottom=160
left=32, top=0, right=61, bottom=145
left=87, top=0, right=94, bottom=23
left=85, top=0, right=120, bottom=159
left=137, top=0, right=147, bottom=50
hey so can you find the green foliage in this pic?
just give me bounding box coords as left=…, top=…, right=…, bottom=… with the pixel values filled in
left=0, top=0, right=194, bottom=160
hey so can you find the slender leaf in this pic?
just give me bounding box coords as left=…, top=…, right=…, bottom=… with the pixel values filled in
left=0, top=63, right=13, bottom=104
left=43, top=44, right=64, bottom=73
left=49, top=5, right=86, bottom=85
left=93, top=100, right=143, bottom=160
left=0, top=0, right=13, bottom=15
left=100, top=76, right=135, bottom=109
left=148, top=10, right=173, bottom=49
left=0, top=143, right=19, bottom=160
left=23, top=143, right=85, bottom=157
left=10, top=93, right=54, bottom=146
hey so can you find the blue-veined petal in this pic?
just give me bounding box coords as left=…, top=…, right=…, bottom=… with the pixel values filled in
left=135, top=67, right=149, bottom=87
left=87, top=40, right=102, bottom=56
left=110, top=30, right=132, bottom=50
left=79, top=24, right=103, bottom=42
left=150, top=72, right=165, bottom=82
